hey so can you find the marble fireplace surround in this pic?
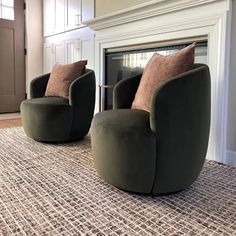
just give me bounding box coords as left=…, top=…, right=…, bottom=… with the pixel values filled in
left=84, top=0, right=232, bottom=163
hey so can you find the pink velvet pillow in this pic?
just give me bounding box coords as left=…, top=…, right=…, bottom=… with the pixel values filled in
left=131, top=43, right=196, bottom=112
left=45, top=60, right=87, bottom=98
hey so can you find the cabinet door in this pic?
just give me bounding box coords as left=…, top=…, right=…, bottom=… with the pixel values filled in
left=43, top=0, right=55, bottom=36
left=81, top=37, right=94, bottom=68
left=82, top=0, right=94, bottom=23
left=55, top=0, right=65, bottom=33
left=44, top=43, right=54, bottom=73
left=65, top=39, right=81, bottom=64
left=54, top=41, right=65, bottom=65
left=44, top=41, right=65, bottom=73
left=65, top=0, right=81, bottom=31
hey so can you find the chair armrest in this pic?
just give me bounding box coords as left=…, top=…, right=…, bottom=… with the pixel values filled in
left=113, top=74, right=142, bottom=109
left=150, top=64, right=211, bottom=193
left=30, top=73, right=50, bottom=98
left=69, top=69, right=95, bottom=106
left=150, top=64, right=211, bottom=133
left=69, top=69, right=95, bottom=118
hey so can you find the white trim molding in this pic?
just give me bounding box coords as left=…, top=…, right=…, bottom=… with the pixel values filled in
left=84, top=0, right=225, bottom=30
left=85, top=0, right=232, bottom=164
left=226, top=151, right=236, bottom=167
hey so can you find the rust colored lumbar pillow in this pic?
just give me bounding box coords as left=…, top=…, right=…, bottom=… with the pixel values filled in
left=45, top=60, right=87, bottom=98
left=131, top=43, right=196, bottom=112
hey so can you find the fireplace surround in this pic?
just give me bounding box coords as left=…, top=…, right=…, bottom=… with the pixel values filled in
left=104, top=40, right=208, bottom=110
left=84, top=0, right=232, bottom=164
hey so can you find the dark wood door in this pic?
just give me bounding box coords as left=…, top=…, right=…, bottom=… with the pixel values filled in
left=0, top=0, right=25, bottom=113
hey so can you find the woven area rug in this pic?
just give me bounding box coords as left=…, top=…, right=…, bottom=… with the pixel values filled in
left=0, top=127, right=236, bottom=236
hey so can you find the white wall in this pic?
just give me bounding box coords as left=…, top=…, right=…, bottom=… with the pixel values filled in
left=25, top=0, right=43, bottom=97
left=95, top=0, right=149, bottom=17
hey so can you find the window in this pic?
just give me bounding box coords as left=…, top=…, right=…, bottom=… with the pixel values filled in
left=0, top=0, right=14, bottom=20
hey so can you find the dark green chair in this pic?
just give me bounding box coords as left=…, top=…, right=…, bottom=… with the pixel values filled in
left=91, top=64, right=211, bottom=195
left=21, top=69, right=95, bottom=142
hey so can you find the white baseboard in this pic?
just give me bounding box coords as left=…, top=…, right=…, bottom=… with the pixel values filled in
left=0, top=113, right=21, bottom=120
left=225, top=151, right=236, bottom=167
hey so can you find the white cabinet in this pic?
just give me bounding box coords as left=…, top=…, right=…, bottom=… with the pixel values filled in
left=65, top=0, right=95, bottom=30
left=64, top=39, right=81, bottom=64
left=54, top=41, right=65, bottom=64
left=43, top=0, right=65, bottom=36
left=55, top=0, right=65, bottom=34
left=43, top=0, right=55, bottom=36
left=44, top=36, right=94, bottom=73
left=64, top=37, right=94, bottom=68
left=44, top=0, right=94, bottom=36
left=80, top=36, right=94, bottom=68
left=43, top=0, right=95, bottom=74
left=43, top=41, right=65, bottom=73
left=81, top=0, right=94, bottom=23
left=65, top=0, right=81, bottom=31
left=44, top=43, right=54, bottom=73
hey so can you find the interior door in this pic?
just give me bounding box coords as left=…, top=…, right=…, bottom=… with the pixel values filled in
left=0, top=0, right=25, bottom=113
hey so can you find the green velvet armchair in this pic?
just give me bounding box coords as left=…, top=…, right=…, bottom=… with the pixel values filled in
left=91, top=64, right=211, bottom=195
left=21, top=69, right=95, bottom=142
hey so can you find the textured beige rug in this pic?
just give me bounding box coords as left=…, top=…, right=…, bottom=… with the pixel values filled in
left=0, top=127, right=236, bottom=235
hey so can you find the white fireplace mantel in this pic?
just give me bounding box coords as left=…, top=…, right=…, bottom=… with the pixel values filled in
left=84, top=0, right=232, bottom=164
left=84, top=0, right=230, bottom=30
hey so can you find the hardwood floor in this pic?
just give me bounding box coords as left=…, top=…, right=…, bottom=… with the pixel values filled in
left=0, top=118, right=22, bottom=129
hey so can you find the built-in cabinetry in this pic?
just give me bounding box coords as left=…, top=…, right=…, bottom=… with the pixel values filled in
left=43, top=0, right=95, bottom=73
left=43, top=36, right=94, bottom=73
left=44, top=0, right=64, bottom=36
left=44, top=41, right=65, bottom=73
left=64, top=38, right=81, bottom=64
left=43, top=0, right=94, bottom=36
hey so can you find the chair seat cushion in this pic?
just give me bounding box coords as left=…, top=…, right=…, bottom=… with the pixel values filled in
left=93, top=109, right=151, bottom=133
left=21, top=97, right=73, bottom=142
left=22, top=96, right=69, bottom=106
left=91, top=109, right=156, bottom=193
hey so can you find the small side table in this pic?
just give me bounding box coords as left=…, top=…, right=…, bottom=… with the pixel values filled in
left=98, top=84, right=114, bottom=111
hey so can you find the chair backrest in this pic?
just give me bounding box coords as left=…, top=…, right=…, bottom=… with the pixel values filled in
left=113, top=73, right=142, bottom=109
left=69, top=68, right=96, bottom=140
left=150, top=63, right=211, bottom=194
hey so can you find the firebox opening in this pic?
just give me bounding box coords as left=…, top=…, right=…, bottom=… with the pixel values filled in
left=103, top=40, right=208, bottom=110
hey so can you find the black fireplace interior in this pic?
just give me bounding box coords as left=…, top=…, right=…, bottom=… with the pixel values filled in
left=103, top=41, right=208, bottom=110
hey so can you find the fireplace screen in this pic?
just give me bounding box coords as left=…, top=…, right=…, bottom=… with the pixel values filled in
left=103, top=41, right=207, bottom=110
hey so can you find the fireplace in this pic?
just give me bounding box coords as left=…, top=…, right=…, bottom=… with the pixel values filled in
left=103, top=40, right=208, bottom=110
left=84, top=0, right=232, bottom=164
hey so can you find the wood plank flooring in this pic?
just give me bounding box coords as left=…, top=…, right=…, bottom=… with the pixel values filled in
left=0, top=118, right=22, bottom=129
